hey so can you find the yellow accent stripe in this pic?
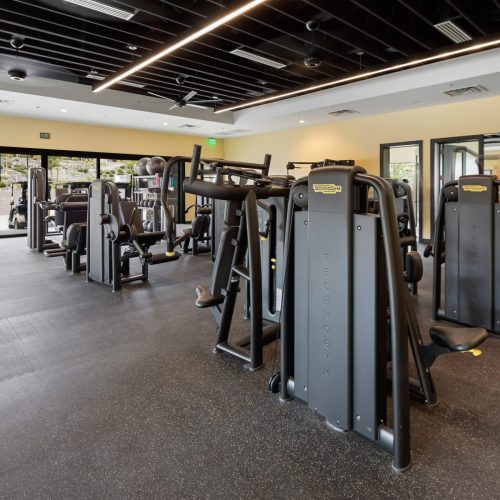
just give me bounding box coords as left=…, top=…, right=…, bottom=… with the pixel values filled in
left=462, top=185, right=487, bottom=193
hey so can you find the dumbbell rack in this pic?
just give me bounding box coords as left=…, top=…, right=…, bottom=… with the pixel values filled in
left=132, top=174, right=169, bottom=233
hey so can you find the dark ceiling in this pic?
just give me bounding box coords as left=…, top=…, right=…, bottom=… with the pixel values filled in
left=1, top=0, right=499, bottom=111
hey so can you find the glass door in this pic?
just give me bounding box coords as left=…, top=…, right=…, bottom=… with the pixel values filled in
left=431, top=136, right=483, bottom=235
left=380, top=141, right=422, bottom=241
left=0, top=153, right=41, bottom=236
left=483, top=133, right=500, bottom=177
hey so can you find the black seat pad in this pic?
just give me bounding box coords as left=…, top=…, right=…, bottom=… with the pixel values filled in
left=430, top=325, right=488, bottom=351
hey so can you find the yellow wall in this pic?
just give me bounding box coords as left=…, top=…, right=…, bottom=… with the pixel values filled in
left=225, top=95, right=500, bottom=239
left=0, top=115, right=224, bottom=158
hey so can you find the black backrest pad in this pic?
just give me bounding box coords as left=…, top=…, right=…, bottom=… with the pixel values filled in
left=120, top=201, right=144, bottom=233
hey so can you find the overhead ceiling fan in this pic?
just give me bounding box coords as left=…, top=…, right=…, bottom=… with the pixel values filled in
left=0, top=35, right=78, bottom=83
left=148, top=76, right=222, bottom=110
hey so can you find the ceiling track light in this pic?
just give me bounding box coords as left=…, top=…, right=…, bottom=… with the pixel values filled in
left=64, top=0, right=135, bottom=20
left=215, top=38, right=500, bottom=113
left=93, top=0, right=268, bottom=93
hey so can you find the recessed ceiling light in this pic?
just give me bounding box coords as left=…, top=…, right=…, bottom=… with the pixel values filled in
left=434, top=20, right=472, bottom=44
left=230, top=47, right=287, bottom=69
left=60, top=108, right=67, bottom=112
left=64, top=0, right=136, bottom=20
left=162, top=122, right=168, bottom=126
left=299, top=119, right=305, bottom=123
left=93, top=0, right=268, bottom=92
left=126, top=44, right=138, bottom=51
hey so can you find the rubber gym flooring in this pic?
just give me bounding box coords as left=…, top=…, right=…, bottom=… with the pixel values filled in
left=0, top=237, right=499, bottom=499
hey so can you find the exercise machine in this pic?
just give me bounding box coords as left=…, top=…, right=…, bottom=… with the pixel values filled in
left=270, top=166, right=487, bottom=470
left=285, top=159, right=355, bottom=174
left=86, top=180, right=178, bottom=291
left=370, top=180, right=419, bottom=293
left=27, top=166, right=90, bottom=253
left=38, top=192, right=88, bottom=258
left=27, top=166, right=59, bottom=251
left=183, top=145, right=290, bottom=370
left=425, top=174, right=500, bottom=333
left=62, top=222, right=87, bottom=274
left=179, top=203, right=212, bottom=255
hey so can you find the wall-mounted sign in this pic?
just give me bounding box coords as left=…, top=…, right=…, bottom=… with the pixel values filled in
left=207, top=137, right=217, bottom=146
left=40, top=132, right=50, bottom=139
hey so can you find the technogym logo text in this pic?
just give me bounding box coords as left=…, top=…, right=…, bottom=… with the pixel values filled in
left=312, top=183, right=342, bottom=194
left=462, top=185, right=487, bottom=193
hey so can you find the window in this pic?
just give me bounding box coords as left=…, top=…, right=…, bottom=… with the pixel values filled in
left=0, top=153, right=41, bottom=232
left=47, top=156, right=97, bottom=197
left=100, top=158, right=136, bottom=184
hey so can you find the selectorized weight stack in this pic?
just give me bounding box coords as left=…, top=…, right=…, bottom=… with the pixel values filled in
left=245, top=193, right=289, bottom=324
left=27, top=166, right=60, bottom=252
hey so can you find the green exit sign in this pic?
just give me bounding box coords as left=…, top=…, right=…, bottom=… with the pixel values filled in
left=207, top=137, right=217, bottom=146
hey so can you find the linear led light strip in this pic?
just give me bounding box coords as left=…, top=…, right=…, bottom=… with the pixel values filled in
left=93, top=0, right=268, bottom=93
left=215, top=38, right=500, bottom=114
left=65, top=0, right=135, bottom=20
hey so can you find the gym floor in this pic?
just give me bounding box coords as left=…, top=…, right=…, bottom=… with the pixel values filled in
left=0, top=238, right=499, bottom=499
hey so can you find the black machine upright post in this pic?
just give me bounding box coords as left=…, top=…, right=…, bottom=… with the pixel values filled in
left=245, top=190, right=264, bottom=368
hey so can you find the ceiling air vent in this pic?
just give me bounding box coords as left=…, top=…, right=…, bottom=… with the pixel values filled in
left=246, top=88, right=277, bottom=97
left=217, top=129, right=251, bottom=136
left=443, top=85, right=488, bottom=97
left=328, top=109, right=359, bottom=116
left=230, top=47, right=287, bottom=69
left=434, top=21, right=472, bottom=44
left=178, top=124, right=201, bottom=129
